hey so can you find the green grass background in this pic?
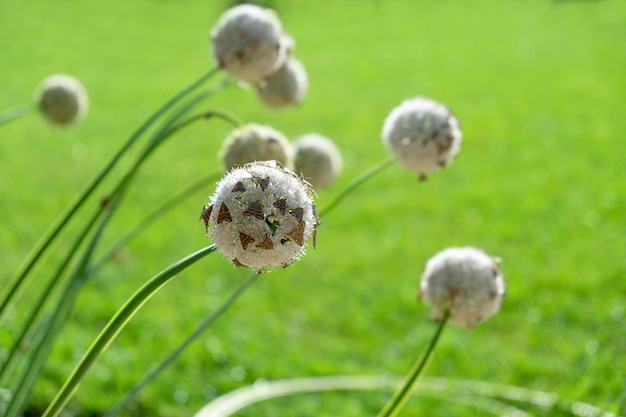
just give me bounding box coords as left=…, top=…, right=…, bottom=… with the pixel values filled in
left=1, top=0, right=625, bottom=415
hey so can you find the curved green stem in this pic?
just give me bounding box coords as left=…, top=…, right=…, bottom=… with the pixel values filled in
left=3, top=199, right=121, bottom=417
left=319, top=156, right=394, bottom=216
left=41, top=244, right=218, bottom=417
left=0, top=67, right=219, bottom=324
left=103, top=272, right=259, bottom=417
left=90, top=171, right=221, bottom=272
left=376, top=310, right=449, bottom=417
left=0, top=102, right=36, bottom=127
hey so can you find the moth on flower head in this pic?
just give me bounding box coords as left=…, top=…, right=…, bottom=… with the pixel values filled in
left=210, top=4, right=293, bottom=83
left=201, top=161, right=320, bottom=273
left=36, top=74, right=88, bottom=126
left=219, top=123, right=293, bottom=171
left=382, top=96, right=461, bottom=180
left=419, top=247, right=506, bottom=329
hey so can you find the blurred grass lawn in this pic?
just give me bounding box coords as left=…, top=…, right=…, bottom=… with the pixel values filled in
left=1, top=0, right=625, bottom=416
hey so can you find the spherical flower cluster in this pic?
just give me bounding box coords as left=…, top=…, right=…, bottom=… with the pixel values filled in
left=36, top=74, right=88, bottom=126
left=201, top=161, right=320, bottom=273
left=210, top=4, right=292, bottom=83
left=219, top=124, right=292, bottom=171
left=292, top=133, right=343, bottom=189
left=382, top=96, right=461, bottom=180
left=256, top=56, right=309, bottom=108
left=419, top=247, right=505, bottom=329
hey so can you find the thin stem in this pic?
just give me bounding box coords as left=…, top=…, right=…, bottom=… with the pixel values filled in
left=90, top=172, right=221, bottom=272
left=41, top=244, right=217, bottom=417
left=376, top=310, right=449, bottom=417
left=0, top=208, right=103, bottom=386
left=104, top=272, right=260, bottom=417
left=319, top=156, right=394, bottom=216
left=0, top=67, right=219, bottom=323
left=3, top=200, right=120, bottom=417
left=0, top=102, right=36, bottom=127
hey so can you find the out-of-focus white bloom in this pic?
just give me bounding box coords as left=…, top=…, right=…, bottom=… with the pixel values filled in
left=210, top=4, right=292, bottom=83
left=382, top=97, right=461, bottom=180
left=219, top=123, right=293, bottom=171
left=36, top=74, right=88, bottom=125
left=201, top=160, right=320, bottom=273
left=419, top=247, right=505, bottom=329
left=256, top=56, right=308, bottom=108
left=292, top=133, right=342, bottom=189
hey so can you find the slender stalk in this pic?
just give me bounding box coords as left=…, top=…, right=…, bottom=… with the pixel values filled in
left=376, top=310, right=449, bottom=417
left=0, top=208, right=103, bottom=386
left=90, top=172, right=221, bottom=272
left=41, top=244, right=217, bottom=417
left=3, top=200, right=120, bottom=417
left=0, top=102, right=36, bottom=127
left=319, top=156, right=394, bottom=216
left=104, top=272, right=259, bottom=417
left=0, top=67, right=219, bottom=323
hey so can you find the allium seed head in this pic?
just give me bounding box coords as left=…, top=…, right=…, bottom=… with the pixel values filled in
left=419, top=247, right=505, bottom=329
left=256, top=56, right=308, bottom=108
left=36, top=74, right=88, bottom=125
left=219, top=123, right=292, bottom=171
left=382, top=97, right=461, bottom=179
left=210, top=4, right=292, bottom=83
left=201, top=160, right=320, bottom=273
left=293, top=133, right=343, bottom=189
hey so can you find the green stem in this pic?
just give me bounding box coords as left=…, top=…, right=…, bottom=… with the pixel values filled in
left=0, top=102, right=36, bottom=127
left=319, top=156, right=394, bottom=216
left=3, top=200, right=120, bottom=417
left=0, top=207, right=103, bottom=386
left=376, top=311, right=449, bottom=417
left=0, top=67, right=219, bottom=324
left=103, top=272, right=259, bottom=417
left=90, top=172, right=221, bottom=272
left=41, top=244, right=217, bottom=417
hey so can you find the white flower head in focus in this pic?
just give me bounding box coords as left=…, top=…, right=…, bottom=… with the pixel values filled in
left=293, top=133, right=343, bottom=189
left=382, top=96, right=461, bottom=180
left=36, top=74, right=88, bottom=126
left=419, top=247, right=505, bottom=329
left=219, top=123, right=293, bottom=171
left=200, top=161, right=320, bottom=273
left=256, top=56, right=309, bottom=108
left=210, top=4, right=292, bottom=83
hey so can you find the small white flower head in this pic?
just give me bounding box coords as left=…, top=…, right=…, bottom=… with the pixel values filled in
left=292, top=133, right=343, bottom=189
left=210, top=4, right=292, bottom=83
left=36, top=74, right=88, bottom=125
left=200, top=160, right=320, bottom=273
left=256, top=56, right=308, bottom=108
left=219, top=123, right=293, bottom=171
left=382, top=96, right=461, bottom=180
left=419, top=247, right=505, bottom=329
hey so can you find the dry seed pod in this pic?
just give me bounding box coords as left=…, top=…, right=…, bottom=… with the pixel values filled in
left=210, top=4, right=292, bottom=83
left=382, top=97, right=461, bottom=179
left=36, top=74, right=88, bottom=125
left=419, top=247, right=505, bottom=329
left=292, top=133, right=342, bottom=189
left=219, top=123, right=292, bottom=171
left=256, top=56, right=308, bottom=108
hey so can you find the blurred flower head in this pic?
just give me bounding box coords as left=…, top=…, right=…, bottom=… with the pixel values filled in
left=382, top=96, right=461, bottom=179
left=419, top=247, right=505, bottom=329
left=201, top=160, right=320, bottom=273
left=36, top=74, right=88, bottom=126
left=256, top=56, right=308, bottom=108
left=219, top=123, right=293, bottom=171
left=210, top=4, right=292, bottom=83
left=293, top=133, right=343, bottom=189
